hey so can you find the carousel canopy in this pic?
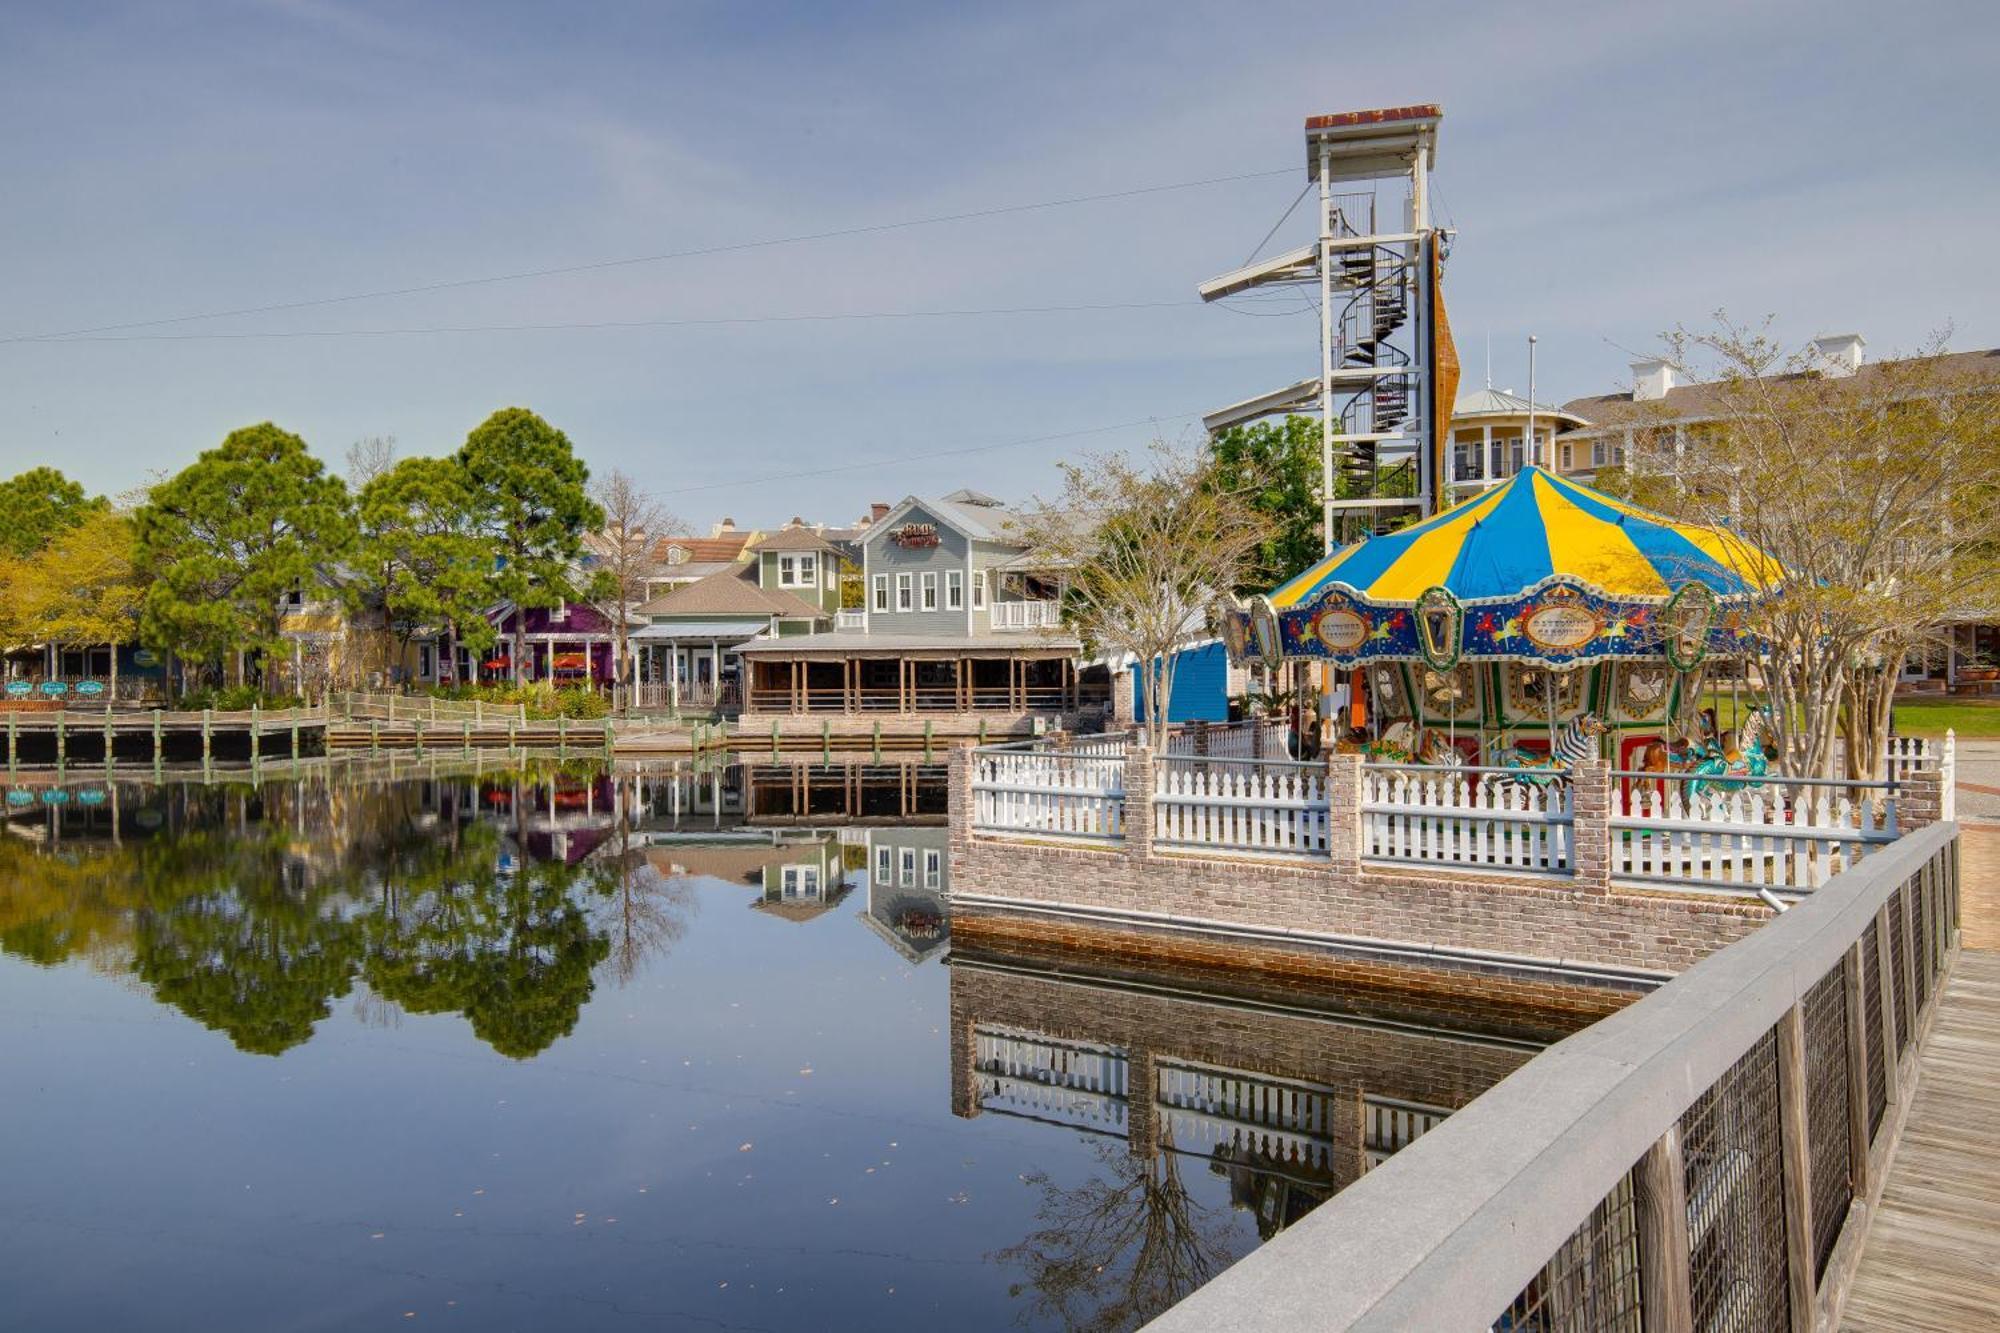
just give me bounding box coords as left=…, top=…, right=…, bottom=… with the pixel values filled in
left=1270, top=466, right=1778, bottom=609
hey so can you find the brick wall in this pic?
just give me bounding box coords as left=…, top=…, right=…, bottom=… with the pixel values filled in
left=949, top=744, right=1769, bottom=975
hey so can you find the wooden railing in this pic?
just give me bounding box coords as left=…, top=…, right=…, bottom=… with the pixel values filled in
left=745, top=684, right=1069, bottom=715
left=1611, top=774, right=1903, bottom=893
left=1361, top=764, right=1573, bottom=874
left=1144, top=821, right=1962, bottom=1333
left=1154, top=754, right=1329, bottom=859
left=334, top=691, right=502, bottom=724
left=970, top=747, right=1125, bottom=842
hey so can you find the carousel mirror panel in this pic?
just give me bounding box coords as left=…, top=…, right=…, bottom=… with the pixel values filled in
left=1506, top=664, right=1588, bottom=721
left=1417, top=664, right=1479, bottom=721
left=1612, top=663, right=1672, bottom=722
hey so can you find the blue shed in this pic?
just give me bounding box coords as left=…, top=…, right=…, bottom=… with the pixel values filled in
left=1130, top=639, right=1231, bottom=724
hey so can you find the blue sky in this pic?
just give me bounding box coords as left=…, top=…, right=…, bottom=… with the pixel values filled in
left=2, top=0, right=1994, bottom=526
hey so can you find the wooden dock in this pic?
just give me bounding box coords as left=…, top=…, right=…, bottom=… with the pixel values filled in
left=1841, top=948, right=2000, bottom=1331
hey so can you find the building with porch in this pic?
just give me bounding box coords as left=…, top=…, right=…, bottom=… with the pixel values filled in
left=735, top=490, right=1085, bottom=737
left=1443, top=386, right=1587, bottom=501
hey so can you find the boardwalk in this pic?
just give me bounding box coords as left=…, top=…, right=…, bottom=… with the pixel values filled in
left=1842, top=781, right=2000, bottom=1333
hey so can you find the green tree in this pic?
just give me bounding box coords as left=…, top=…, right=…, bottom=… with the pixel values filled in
left=134, top=423, right=356, bottom=685
left=456, top=409, right=604, bottom=683
left=7, top=509, right=145, bottom=693
left=1208, top=415, right=1324, bottom=590
left=0, top=466, right=104, bottom=559
left=357, top=455, right=496, bottom=678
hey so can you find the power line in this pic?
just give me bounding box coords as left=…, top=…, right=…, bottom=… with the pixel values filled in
left=659, top=410, right=1208, bottom=498
left=6, top=165, right=1298, bottom=345
left=21, top=299, right=1202, bottom=344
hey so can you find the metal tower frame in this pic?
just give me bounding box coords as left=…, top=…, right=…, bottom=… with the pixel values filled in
left=1200, top=105, right=1447, bottom=552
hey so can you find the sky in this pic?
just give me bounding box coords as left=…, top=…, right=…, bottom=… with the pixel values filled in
left=2, top=0, right=1995, bottom=528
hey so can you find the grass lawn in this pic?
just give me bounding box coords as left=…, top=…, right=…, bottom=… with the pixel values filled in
left=1699, top=690, right=2000, bottom=738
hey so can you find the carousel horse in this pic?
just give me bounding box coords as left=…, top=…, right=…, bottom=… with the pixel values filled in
left=1489, top=712, right=1608, bottom=792
left=1358, top=718, right=1467, bottom=767
left=1687, top=708, right=1774, bottom=797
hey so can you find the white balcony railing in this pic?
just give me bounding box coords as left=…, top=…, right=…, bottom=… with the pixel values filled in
left=990, top=599, right=1061, bottom=631
left=835, top=609, right=866, bottom=631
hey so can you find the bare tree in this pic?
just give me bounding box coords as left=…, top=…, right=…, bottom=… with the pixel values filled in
left=589, top=470, right=686, bottom=713
left=1014, top=445, right=1269, bottom=748
left=1632, top=319, right=2000, bottom=778
left=344, top=435, right=399, bottom=489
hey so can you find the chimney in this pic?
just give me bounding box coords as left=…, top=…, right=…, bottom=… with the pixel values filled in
left=787, top=515, right=805, bottom=528
left=1630, top=358, right=1675, bottom=403
left=1812, top=333, right=1866, bottom=378
left=709, top=517, right=737, bottom=538
left=869, top=502, right=891, bottom=523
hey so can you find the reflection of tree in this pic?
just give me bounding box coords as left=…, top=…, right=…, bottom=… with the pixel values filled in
left=365, top=855, right=609, bottom=1060
left=130, top=827, right=366, bottom=1056
left=996, top=1132, right=1236, bottom=1332
left=585, top=805, right=697, bottom=985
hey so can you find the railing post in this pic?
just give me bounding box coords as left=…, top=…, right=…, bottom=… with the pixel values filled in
left=1124, top=745, right=1154, bottom=861
left=948, top=741, right=974, bottom=865
left=1873, top=905, right=1901, bottom=1108
left=1898, top=764, right=1944, bottom=832
left=1570, top=756, right=1611, bottom=892
left=1633, top=1126, right=1694, bottom=1333
left=1327, top=752, right=1362, bottom=879
left=1775, top=1005, right=1817, bottom=1333
left=1841, top=943, right=1873, bottom=1195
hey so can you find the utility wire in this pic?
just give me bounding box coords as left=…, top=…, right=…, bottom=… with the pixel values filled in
left=659, top=410, right=1208, bottom=498
left=6, top=165, right=1297, bottom=345
left=23, top=299, right=1201, bottom=344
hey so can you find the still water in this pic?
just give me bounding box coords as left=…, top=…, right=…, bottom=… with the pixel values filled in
left=0, top=757, right=1600, bottom=1331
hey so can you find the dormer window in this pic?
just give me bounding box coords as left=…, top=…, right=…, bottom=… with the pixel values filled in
left=666, top=544, right=689, bottom=566
left=778, top=553, right=818, bottom=587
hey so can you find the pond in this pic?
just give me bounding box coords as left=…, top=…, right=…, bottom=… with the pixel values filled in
left=0, top=758, right=1607, bottom=1330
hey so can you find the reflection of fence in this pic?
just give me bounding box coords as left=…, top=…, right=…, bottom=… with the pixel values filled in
left=1361, top=764, right=1572, bottom=874
left=974, top=1029, right=1128, bottom=1132
left=1362, top=1096, right=1451, bottom=1171
left=969, top=748, right=1125, bottom=842
left=1611, top=775, right=1902, bottom=893
left=1156, top=1060, right=1338, bottom=1171
left=1145, top=823, right=1962, bottom=1333
left=1154, top=756, right=1328, bottom=858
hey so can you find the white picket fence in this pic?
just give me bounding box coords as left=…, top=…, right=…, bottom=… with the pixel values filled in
left=1610, top=776, right=1900, bottom=893
left=970, top=747, right=1126, bottom=842
left=1165, top=719, right=1292, bottom=760
left=1153, top=755, right=1329, bottom=858
left=1359, top=765, right=1573, bottom=874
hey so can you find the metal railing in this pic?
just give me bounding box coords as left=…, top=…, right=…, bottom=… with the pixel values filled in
left=1142, top=821, right=1961, bottom=1332
left=1361, top=763, right=1574, bottom=875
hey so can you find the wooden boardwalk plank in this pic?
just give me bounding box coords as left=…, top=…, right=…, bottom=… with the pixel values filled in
left=1842, top=949, right=2000, bottom=1331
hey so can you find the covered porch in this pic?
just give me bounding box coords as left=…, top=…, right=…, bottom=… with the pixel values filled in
left=630, top=620, right=762, bottom=712
left=740, top=640, right=1081, bottom=716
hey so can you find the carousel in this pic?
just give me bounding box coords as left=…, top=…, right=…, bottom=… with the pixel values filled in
left=1228, top=466, right=1786, bottom=787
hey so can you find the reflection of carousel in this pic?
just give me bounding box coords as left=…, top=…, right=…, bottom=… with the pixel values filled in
left=1230, top=467, right=1783, bottom=783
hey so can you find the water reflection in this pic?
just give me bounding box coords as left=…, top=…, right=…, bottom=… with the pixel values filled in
left=0, top=756, right=951, bottom=1059
left=949, top=936, right=1606, bottom=1328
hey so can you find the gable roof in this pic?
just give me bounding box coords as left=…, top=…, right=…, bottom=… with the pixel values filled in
left=652, top=532, right=758, bottom=565
left=868, top=493, right=1030, bottom=546
left=636, top=566, right=824, bottom=620
left=749, top=526, right=840, bottom=555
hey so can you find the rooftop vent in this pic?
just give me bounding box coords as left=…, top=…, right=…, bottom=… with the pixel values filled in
left=1812, top=333, right=1866, bottom=378
left=1630, top=358, right=1675, bottom=403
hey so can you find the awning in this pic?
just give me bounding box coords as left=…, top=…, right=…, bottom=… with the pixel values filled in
left=631, top=619, right=770, bottom=643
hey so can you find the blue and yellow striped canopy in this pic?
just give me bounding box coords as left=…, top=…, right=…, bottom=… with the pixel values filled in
left=1271, top=466, right=1780, bottom=610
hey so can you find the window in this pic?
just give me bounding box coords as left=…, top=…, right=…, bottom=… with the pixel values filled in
left=419, top=645, right=433, bottom=677
left=872, top=575, right=889, bottom=612
left=875, top=845, right=893, bottom=884
left=778, top=553, right=818, bottom=587
left=923, top=849, right=942, bottom=890
left=972, top=571, right=987, bottom=610
left=921, top=572, right=938, bottom=611
left=896, top=573, right=913, bottom=612
left=899, top=847, right=917, bottom=886
left=946, top=569, right=964, bottom=610
left=1560, top=443, right=1573, bottom=470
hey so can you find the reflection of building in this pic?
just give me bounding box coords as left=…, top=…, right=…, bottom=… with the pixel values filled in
left=853, top=826, right=950, bottom=963
left=949, top=931, right=1622, bottom=1239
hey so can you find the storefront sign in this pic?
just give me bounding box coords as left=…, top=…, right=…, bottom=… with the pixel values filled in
left=4, top=681, right=29, bottom=697
left=891, top=523, right=940, bottom=549
left=132, top=649, right=160, bottom=668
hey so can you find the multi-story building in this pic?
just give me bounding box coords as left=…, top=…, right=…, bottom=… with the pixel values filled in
left=734, top=489, right=1085, bottom=735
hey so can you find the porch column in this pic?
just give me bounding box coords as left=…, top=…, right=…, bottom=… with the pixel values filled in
left=711, top=642, right=721, bottom=704
left=899, top=659, right=910, bottom=714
